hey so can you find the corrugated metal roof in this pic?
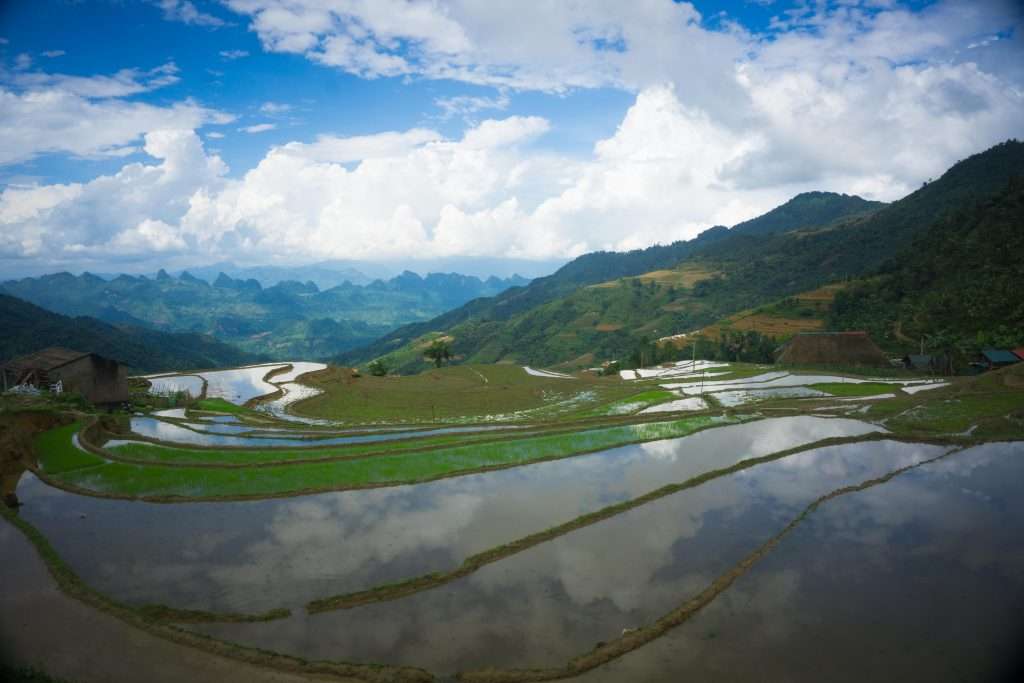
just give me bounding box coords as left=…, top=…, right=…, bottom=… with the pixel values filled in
left=981, top=348, right=1021, bottom=364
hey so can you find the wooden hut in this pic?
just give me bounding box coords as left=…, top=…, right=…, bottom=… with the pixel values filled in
left=776, top=332, right=889, bottom=368
left=1, top=347, right=129, bottom=404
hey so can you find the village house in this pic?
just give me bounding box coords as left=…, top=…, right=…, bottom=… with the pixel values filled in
left=1, top=347, right=129, bottom=405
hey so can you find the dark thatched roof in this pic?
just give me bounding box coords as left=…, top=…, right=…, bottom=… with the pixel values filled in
left=776, top=332, right=889, bottom=367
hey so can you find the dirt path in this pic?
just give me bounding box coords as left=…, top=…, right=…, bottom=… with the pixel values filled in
left=0, top=521, right=350, bottom=683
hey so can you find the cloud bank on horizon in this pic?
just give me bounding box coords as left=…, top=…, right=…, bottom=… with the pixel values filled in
left=0, top=0, right=1022, bottom=276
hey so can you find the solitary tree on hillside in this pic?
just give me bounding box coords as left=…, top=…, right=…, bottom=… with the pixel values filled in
left=424, top=340, right=452, bottom=368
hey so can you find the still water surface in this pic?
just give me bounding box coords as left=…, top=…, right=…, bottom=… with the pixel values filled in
left=195, top=439, right=954, bottom=673
left=17, top=417, right=876, bottom=615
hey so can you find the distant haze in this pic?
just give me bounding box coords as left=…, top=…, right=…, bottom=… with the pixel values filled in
left=1, top=257, right=568, bottom=289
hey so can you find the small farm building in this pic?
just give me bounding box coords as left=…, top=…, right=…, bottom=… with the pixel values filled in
left=776, top=332, right=889, bottom=367
left=1, top=347, right=129, bottom=404
left=980, top=349, right=1021, bottom=370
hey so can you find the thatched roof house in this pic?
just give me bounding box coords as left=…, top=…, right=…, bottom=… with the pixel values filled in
left=1, top=347, right=129, bottom=404
left=776, top=332, right=889, bottom=367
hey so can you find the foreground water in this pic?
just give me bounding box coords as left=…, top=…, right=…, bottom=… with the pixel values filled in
left=16, top=417, right=875, bottom=614
left=194, top=439, right=958, bottom=674
left=575, top=441, right=1024, bottom=683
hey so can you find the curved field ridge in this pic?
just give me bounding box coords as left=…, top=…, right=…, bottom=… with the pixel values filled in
left=34, top=415, right=739, bottom=500
left=0, top=504, right=434, bottom=683
left=307, top=431, right=909, bottom=613
left=455, top=446, right=964, bottom=682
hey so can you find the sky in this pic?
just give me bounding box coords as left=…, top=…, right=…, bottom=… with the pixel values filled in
left=0, top=0, right=1022, bottom=279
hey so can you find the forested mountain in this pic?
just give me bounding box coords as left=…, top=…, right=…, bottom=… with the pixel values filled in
left=343, top=191, right=884, bottom=369
left=727, top=191, right=883, bottom=237
left=349, top=140, right=1024, bottom=373
left=828, top=179, right=1024, bottom=353
left=0, top=294, right=259, bottom=373
left=0, top=270, right=529, bottom=360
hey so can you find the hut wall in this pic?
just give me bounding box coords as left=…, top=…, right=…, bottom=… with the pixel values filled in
left=52, top=356, right=129, bottom=404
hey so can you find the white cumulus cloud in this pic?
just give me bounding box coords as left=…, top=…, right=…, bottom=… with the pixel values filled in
left=3, top=0, right=1023, bottom=275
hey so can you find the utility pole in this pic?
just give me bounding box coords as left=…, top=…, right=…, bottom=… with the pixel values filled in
left=697, top=338, right=705, bottom=396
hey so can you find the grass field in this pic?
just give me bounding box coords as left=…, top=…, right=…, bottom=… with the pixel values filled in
left=294, top=363, right=636, bottom=423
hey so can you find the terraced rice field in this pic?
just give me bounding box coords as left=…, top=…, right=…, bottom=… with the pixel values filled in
left=6, top=361, right=1024, bottom=682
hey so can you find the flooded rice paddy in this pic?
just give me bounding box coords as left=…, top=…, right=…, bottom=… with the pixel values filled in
left=7, top=360, right=1023, bottom=681
left=114, top=416, right=518, bottom=449
left=145, top=363, right=325, bottom=405
left=146, top=375, right=205, bottom=397
left=575, top=441, right=1024, bottom=683
left=16, top=417, right=878, bottom=615
left=192, top=440, right=969, bottom=674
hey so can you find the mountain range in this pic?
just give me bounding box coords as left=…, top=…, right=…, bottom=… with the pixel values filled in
left=0, top=294, right=258, bottom=373
left=0, top=269, right=529, bottom=360
left=3, top=140, right=1021, bottom=375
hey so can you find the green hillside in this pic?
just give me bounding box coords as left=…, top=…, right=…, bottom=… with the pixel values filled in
left=347, top=192, right=884, bottom=371
left=0, top=294, right=259, bottom=373
left=828, top=179, right=1024, bottom=354
left=0, top=270, right=528, bottom=360
left=352, top=140, right=1024, bottom=373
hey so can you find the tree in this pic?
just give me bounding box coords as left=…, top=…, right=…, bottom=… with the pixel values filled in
left=367, top=359, right=389, bottom=376
left=424, top=339, right=452, bottom=368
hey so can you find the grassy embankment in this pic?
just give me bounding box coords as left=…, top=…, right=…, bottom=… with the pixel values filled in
left=809, top=382, right=900, bottom=397
left=191, top=397, right=253, bottom=415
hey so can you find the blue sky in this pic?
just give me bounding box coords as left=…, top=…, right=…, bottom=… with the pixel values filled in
left=0, top=0, right=1021, bottom=278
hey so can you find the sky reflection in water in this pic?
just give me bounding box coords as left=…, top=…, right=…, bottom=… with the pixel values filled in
left=18, top=417, right=876, bottom=616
